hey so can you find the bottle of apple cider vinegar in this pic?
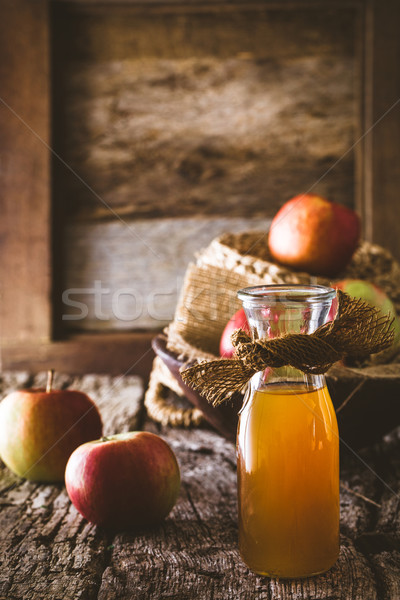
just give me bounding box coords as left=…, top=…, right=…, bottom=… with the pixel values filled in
left=236, top=285, right=339, bottom=578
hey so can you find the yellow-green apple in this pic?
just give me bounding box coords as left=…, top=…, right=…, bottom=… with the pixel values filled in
left=268, top=194, right=360, bottom=276
left=0, top=371, right=102, bottom=482
left=331, top=279, right=400, bottom=352
left=65, top=431, right=180, bottom=531
left=220, top=308, right=250, bottom=357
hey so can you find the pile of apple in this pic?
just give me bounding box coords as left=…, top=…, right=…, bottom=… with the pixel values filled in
left=0, top=370, right=180, bottom=531
left=220, top=194, right=400, bottom=358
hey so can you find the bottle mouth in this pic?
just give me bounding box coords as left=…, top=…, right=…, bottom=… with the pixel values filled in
left=237, top=284, right=336, bottom=307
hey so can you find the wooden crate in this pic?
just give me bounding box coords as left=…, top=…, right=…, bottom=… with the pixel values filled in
left=1, top=0, right=400, bottom=375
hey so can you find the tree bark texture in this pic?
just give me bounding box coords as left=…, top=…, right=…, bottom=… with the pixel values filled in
left=0, top=372, right=399, bottom=599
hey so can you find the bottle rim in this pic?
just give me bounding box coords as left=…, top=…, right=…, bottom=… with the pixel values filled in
left=237, top=284, right=336, bottom=306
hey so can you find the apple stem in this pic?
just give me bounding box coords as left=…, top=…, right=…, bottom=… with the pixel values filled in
left=46, top=369, right=54, bottom=393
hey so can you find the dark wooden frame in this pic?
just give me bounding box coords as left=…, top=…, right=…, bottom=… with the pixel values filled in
left=1, top=0, right=399, bottom=376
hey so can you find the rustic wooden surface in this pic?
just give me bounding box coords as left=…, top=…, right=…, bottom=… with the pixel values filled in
left=362, top=0, right=400, bottom=260
left=53, top=5, right=356, bottom=221
left=1, top=371, right=400, bottom=599
left=52, top=4, right=358, bottom=331
left=0, top=0, right=51, bottom=345
left=62, top=216, right=270, bottom=331
left=1, top=332, right=155, bottom=379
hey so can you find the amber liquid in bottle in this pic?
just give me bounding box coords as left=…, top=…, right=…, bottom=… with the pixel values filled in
left=237, top=382, right=339, bottom=578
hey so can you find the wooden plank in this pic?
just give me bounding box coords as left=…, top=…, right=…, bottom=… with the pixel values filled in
left=52, top=5, right=359, bottom=333
left=53, top=5, right=357, bottom=223
left=2, top=366, right=400, bottom=600
left=52, top=0, right=363, bottom=9
left=62, top=217, right=271, bottom=331
left=1, top=332, right=155, bottom=379
left=0, top=0, right=52, bottom=346
left=362, top=0, right=400, bottom=260
left=98, top=424, right=381, bottom=600
left=0, top=371, right=144, bottom=600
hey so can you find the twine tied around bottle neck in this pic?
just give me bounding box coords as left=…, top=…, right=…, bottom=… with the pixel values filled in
left=180, top=290, right=395, bottom=407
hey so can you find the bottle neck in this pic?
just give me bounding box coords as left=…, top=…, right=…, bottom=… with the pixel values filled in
left=250, top=367, right=326, bottom=392
left=245, top=302, right=330, bottom=339
left=241, top=290, right=334, bottom=391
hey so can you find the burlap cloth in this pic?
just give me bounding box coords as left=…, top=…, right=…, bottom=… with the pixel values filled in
left=144, top=231, right=400, bottom=427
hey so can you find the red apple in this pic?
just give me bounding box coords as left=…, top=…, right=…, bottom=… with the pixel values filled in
left=268, top=194, right=360, bottom=277
left=220, top=308, right=250, bottom=357
left=65, top=431, right=180, bottom=531
left=330, top=279, right=400, bottom=347
left=0, top=370, right=103, bottom=482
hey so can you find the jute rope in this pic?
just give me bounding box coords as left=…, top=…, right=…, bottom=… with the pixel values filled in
left=169, top=238, right=400, bottom=360
left=145, top=234, right=400, bottom=427
left=181, top=291, right=395, bottom=407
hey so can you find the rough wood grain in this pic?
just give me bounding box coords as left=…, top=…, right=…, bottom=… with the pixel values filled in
left=52, top=5, right=359, bottom=333
left=1, top=373, right=400, bottom=599
left=53, top=7, right=357, bottom=221
left=0, top=372, right=144, bottom=599
left=1, top=332, right=155, bottom=379
left=363, top=0, right=400, bottom=260
left=0, top=0, right=51, bottom=346
left=63, top=216, right=270, bottom=330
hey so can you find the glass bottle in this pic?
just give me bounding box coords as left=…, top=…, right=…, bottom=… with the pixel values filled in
left=236, top=284, right=339, bottom=578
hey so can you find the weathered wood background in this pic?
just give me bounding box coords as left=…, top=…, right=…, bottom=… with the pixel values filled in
left=1, top=371, right=399, bottom=599
left=52, top=5, right=360, bottom=330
